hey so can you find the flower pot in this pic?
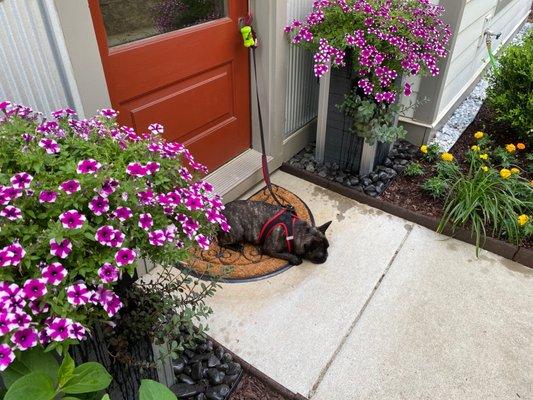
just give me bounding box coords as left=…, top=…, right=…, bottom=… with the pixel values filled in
left=316, top=63, right=392, bottom=176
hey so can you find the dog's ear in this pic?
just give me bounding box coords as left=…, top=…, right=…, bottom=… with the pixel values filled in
left=317, top=221, right=332, bottom=234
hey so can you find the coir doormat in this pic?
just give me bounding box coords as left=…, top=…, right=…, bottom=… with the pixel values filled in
left=182, top=185, right=315, bottom=282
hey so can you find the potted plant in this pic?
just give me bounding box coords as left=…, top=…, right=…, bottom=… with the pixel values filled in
left=0, top=101, right=227, bottom=398
left=285, top=0, right=452, bottom=175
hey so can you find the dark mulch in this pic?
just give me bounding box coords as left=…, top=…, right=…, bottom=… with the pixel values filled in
left=381, top=102, right=532, bottom=248
left=229, top=372, right=288, bottom=400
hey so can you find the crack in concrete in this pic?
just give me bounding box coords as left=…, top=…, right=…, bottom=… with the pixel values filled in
left=307, top=224, right=414, bottom=399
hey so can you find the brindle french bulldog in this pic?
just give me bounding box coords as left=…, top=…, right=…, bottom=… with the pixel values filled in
left=218, top=200, right=331, bottom=265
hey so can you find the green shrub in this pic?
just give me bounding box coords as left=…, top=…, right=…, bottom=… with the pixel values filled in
left=486, top=30, right=533, bottom=144
left=404, top=162, right=425, bottom=177
left=421, top=176, right=448, bottom=199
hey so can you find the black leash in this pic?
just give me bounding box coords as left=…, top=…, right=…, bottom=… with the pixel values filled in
left=249, top=35, right=295, bottom=212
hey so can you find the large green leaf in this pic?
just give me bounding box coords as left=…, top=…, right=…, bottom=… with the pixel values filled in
left=1, top=347, right=59, bottom=388
left=58, top=353, right=76, bottom=388
left=4, top=372, right=56, bottom=400
left=61, top=362, right=112, bottom=394
left=138, top=379, right=177, bottom=400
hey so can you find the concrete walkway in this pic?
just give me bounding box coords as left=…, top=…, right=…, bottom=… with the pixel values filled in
left=207, top=171, right=533, bottom=400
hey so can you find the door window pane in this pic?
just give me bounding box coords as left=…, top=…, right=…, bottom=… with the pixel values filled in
left=99, top=0, right=228, bottom=47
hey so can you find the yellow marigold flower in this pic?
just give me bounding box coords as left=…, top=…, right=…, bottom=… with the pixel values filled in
left=505, top=143, right=516, bottom=153
left=420, top=145, right=428, bottom=154
left=511, top=167, right=520, bottom=174
left=500, top=168, right=512, bottom=179
left=441, top=152, right=454, bottom=162
left=517, top=143, right=525, bottom=150
left=479, top=153, right=489, bottom=160
left=471, top=145, right=480, bottom=151
left=474, top=131, right=484, bottom=139
left=518, top=214, right=529, bottom=226
left=481, top=165, right=489, bottom=172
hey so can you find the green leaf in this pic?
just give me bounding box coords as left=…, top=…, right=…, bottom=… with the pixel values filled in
left=58, top=353, right=76, bottom=388
left=4, top=372, right=56, bottom=400
left=101, top=395, right=110, bottom=400
left=62, top=398, right=82, bottom=400
left=2, top=347, right=59, bottom=388
left=138, top=379, right=177, bottom=400
left=62, top=362, right=112, bottom=394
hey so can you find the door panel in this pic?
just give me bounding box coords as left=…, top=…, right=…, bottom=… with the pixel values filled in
left=89, top=0, right=250, bottom=172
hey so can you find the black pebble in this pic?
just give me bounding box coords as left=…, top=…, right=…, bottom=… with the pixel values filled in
left=207, top=354, right=220, bottom=368
left=205, top=385, right=230, bottom=400
left=207, top=369, right=225, bottom=385
left=177, top=374, right=195, bottom=385
left=226, top=362, right=241, bottom=375
left=172, top=358, right=186, bottom=375
left=191, top=362, right=203, bottom=381
left=173, top=383, right=206, bottom=398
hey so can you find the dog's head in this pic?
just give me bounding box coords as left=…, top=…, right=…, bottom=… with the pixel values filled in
left=299, top=221, right=331, bottom=264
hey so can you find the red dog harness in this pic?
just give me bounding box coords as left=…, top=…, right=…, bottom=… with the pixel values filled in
left=258, top=209, right=299, bottom=253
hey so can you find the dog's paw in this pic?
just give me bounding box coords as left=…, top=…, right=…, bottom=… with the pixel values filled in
left=289, top=256, right=303, bottom=266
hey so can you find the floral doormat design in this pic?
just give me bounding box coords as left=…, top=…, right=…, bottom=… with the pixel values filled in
left=183, top=185, right=314, bottom=282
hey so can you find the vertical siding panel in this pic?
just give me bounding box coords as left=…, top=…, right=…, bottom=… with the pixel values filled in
left=0, top=0, right=70, bottom=116
left=284, top=0, right=319, bottom=137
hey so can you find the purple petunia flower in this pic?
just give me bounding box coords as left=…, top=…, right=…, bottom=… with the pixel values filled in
left=76, top=159, right=102, bottom=174
left=6, top=243, right=25, bottom=266
left=51, top=107, right=76, bottom=119
left=148, top=123, right=164, bottom=134
left=0, top=205, right=22, bottom=221
left=0, top=344, right=15, bottom=371
left=137, top=189, right=154, bottom=205
left=148, top=230, right=166, bottom=247
left=0, top=283, right=24, bottom=310
left=0, top=249, right=13, bottom=267
left=99, top=178, right=119, bottom=198
left=39, top=190, right=58, bottom=203
left=59, top=179, right=81, bottom=195
left=98, top=108, right=118, bottom=119
left=9, top=310, right=31, bottom=329
left=114, top=248, right=136, bottom=267
left=138, top=213, right=153, bottom=231
left=98, top=263, right=119, bottom=283
left=126, top=162, right=148, bottom=177
left=45, top=317, right=72, bottom=342
left=69, top=322, right=86, bottom=341
left=88, top=196, right=109, bottom=216
left=183, top=194, right=204, bottom=211
left=11, top=328, right=39, bottom=351
left=66, top=283, right=91, bottom=306
left=22, top=278, right=47, bottom=301
left=41, top=262, right=67, bottom=285
left=95, top=225, right=124, bottom=247
left=404, top=82, right=412, bottom=97
left=11, top=327, right=38, bottom=350
left=113, top=207, right=132, bottom=221
left=38, top=138, right=60, bottom=154
left=10, top=172, right=33, bottom=189
left=195, top=234, right=211, bottom=250
left=96, top=287, right=123, bottom=317
left=50, top=238, right=72, bottom=259
left=179, top=167, right=193, bottom=181
left=145, top=161, right=160, bottom=175
left=0, top=312, right=15, bottom=335
left=28, top=300, right=50, bottom=316
left=59, top=210, right=86, bottom=229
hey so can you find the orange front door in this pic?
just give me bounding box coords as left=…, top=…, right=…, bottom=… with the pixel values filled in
left=89, top=0, right=251, bottom=172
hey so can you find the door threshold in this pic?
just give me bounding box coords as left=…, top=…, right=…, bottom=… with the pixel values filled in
left=206, top=149, right=272, bottom=202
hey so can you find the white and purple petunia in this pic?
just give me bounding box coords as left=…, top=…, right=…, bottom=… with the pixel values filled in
left=89, top=195, right=109, bottom=216
left=0, top=249, right=13, bottom=267
left=38, top=138, right=60, bottom=154
left=195, top=234, right=211, bottom=250
left=113, top=207, right=133, bottom=221
left=11, top=327, right=38, bottom=350
left=0, top=283, right=24, bottom=310
left=45, top=317, right=72, bottom=342
left=6, top=243, right=25, bottom=266
left=98, top=108, right=118, bottom=119
left=99, top=178, right=119, bottom=198
left=41, top=262, right=67, bottom=285
left=22, top=278, right=47, bottom=301
left=126, top=162, right=148, bottom=177
left=50, top=238, right=72, bottom=259
left=145, top=161, right=160, bottom=175
left=59, top=179, right=81, bottom=195
left=69, top=322, right=86, bottom=341
left=98, top=263, right=119, bottom=283
left=96, top=287, right=123, bottom=317
left=59, top=210, right=86, bottom=229
left=0, top=206, right=22, bottom=221
left=0, top=344, right=15, bottom=371
left=9, top=310, right=31, bottom=329
left=114, top=248, right=136, bottom=267
left=28, top=300, right=50, bottom=316
left=39, top=190, right=58, bottom=203
left=66, top=283, right=91, bottom=306
left=137, top=189, right=154, bottom=205
left=76, top=159, right=102, bottom=174
left=10, top=172, right=33, bottom=189
left=148, top=123, right=164, bottom=134
left=148, top=230, right=166, bottom=247
left=138, top=213, right=153, bottom=231
left=0, top=311, right=15, bottom=335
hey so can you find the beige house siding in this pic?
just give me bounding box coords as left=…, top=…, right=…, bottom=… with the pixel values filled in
left=438, top=0, right=531, bottom=117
